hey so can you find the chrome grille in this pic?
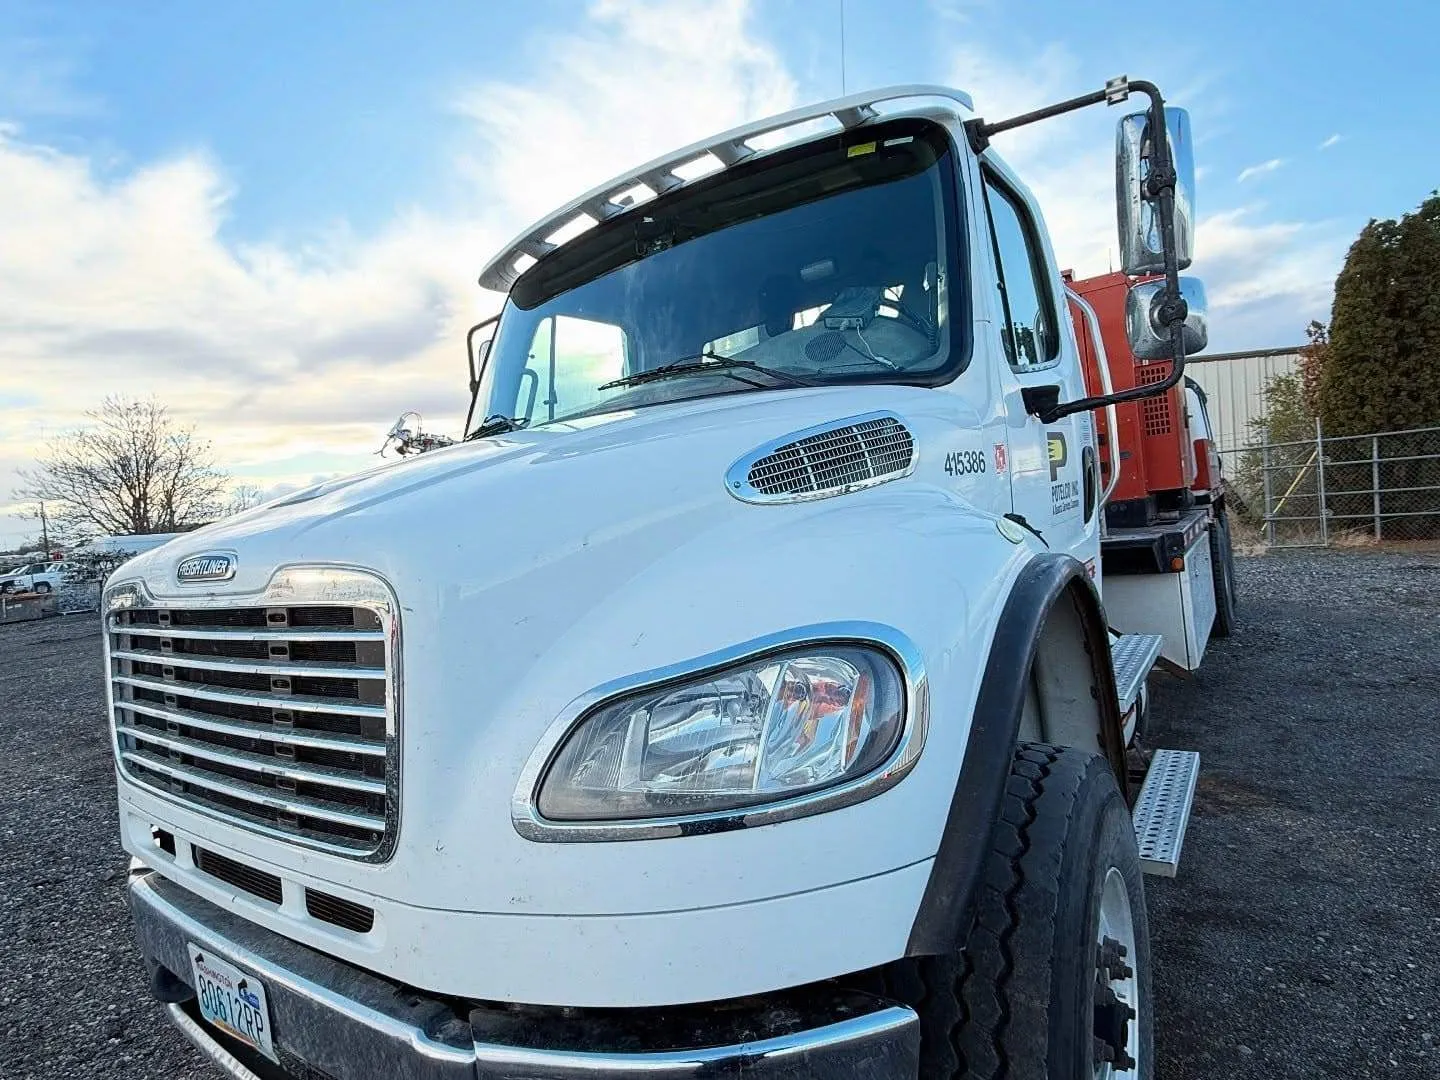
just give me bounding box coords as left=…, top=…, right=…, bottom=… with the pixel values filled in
left=107, top=588, right=396, bottom=858
left=730, top=413, right=915, bottom=503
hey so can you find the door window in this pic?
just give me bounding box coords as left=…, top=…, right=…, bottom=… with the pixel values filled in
left=524, top=315, right=629, bottom=424
left=981, top=172, right=1059, bottom=371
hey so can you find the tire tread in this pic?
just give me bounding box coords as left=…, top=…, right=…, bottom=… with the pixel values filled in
left=878, top=742, right=1112, bottom=1079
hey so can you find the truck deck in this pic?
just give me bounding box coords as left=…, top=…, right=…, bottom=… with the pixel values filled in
left=1101, top=506, right=1213, bottom=575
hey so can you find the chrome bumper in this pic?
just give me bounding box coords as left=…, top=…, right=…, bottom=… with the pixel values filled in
left=130, top=870, right=920, bottom=1079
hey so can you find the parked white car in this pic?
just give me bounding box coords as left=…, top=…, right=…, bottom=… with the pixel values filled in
left=0, top=560, right=63, bottom=594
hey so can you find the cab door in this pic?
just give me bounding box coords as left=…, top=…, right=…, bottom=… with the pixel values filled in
left=977, top=164, right=1098, bottom=570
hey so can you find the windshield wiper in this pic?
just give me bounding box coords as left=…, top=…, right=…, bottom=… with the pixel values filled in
left=599, top=351, right=815, bottom=391
left=466, top=414, right=530, bottom=440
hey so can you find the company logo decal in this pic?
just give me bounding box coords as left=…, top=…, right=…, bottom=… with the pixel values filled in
left=993, top=442, right=1008, bottom=474
left=1047, top=430, right=1080, bottom=516
left=176, top=553, right=236, bottom=584
left=1047, top=431, right=1069, bottom=482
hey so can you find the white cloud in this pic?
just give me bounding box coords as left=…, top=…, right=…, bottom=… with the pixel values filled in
left=1237, top=157, right=1285, bottom=182
left=1319, top=133, right=1342, bottom=150
left=454, top=0, right=796, bottom=229
left=0, top=0, right=796, bottom=547
left=0, top=1, right=1357, bottom=548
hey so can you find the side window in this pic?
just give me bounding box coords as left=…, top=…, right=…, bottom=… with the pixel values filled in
left=525, top=315, right=628, bottom=423
left=981, top=172, right=1059, bottom=371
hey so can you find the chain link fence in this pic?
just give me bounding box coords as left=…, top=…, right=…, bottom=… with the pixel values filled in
left=1220, top=424, right=1440, bottom=547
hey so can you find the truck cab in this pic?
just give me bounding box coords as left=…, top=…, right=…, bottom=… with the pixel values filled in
left=112, top=81, right=1213, bottom=1080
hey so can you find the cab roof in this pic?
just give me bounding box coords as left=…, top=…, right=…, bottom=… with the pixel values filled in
left=478, top=85, right=975, bottom=294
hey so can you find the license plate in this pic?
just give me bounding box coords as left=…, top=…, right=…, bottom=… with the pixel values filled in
left=187, top=943, right=277, bottom=1062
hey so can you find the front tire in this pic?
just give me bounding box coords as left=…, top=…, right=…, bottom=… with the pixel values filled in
left=874, top=743, right=1152, bottom=1079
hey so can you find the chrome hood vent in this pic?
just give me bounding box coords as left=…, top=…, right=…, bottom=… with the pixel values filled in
left=726, top=411, right=915, bottom=504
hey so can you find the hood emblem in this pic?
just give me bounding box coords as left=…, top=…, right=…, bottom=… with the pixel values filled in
left=176, top=553, right=236, bottom=584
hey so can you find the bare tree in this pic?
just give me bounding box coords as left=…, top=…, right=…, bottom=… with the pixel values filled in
left=225, top=484, right=266, bottom=516
left=14, top=397, right=229, bottom=538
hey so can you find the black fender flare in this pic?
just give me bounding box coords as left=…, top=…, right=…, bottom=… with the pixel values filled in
left=905, top=552, right=1125, bottom=956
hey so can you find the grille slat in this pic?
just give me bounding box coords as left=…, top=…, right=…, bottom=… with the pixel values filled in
left=113, top=672, right=386, bottom=718
left=116, top=700, right=385, bottom=757
left=108, top=593, right=395, bottom=857
left=120, top=726, right=388, bottom=794
left=110, top=648, right=384, bottom=681
left=733, top=413, right=915, bottom=503
left=118, top=624, right=384, bottom=643
left=122, top=750, right=387, bottom=832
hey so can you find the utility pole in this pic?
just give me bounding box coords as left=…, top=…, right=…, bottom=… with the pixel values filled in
left=39, top=501, right=50, bottom=556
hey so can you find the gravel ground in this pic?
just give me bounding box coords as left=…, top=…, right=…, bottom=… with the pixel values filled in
left=1148, top=549, right=1440, bottom=1078
left=0, top=549, right=1436, bottom=1079
left=0, top=615, right=209, bottom=1080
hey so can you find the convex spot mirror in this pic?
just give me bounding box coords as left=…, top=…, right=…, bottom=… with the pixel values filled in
left=1116, top=107, right=1195, bottom=276
left=1126, top=276, right=1209, bottom=360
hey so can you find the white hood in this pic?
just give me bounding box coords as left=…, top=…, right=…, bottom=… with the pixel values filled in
left=115, top=383, right=1019, bottom=921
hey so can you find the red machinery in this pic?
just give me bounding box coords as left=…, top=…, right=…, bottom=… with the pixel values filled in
left=1066, top=270, right=1215, bottom=528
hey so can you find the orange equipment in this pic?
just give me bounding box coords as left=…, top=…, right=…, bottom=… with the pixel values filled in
left=1066, top=270, right=1198, bottom=529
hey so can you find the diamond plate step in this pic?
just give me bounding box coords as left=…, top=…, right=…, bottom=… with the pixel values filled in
left=1111, top=632, right=1163, bottom=715
left=1133, top=748, right=1200, bottom=877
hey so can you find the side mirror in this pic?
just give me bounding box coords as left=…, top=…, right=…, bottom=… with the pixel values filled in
left=1116, top=107, right=1195, bottom=276
left=464, top=314, right=500, bottom=437
left=1126, top=276, right=1209, bottom=360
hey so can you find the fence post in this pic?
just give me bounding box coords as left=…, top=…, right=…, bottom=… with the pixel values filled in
left=1315, top=418, right=1329, bottom=546
left=1371, top=435, right=1382, bottom=540
left=1262, top=435, right=1275, bottom=546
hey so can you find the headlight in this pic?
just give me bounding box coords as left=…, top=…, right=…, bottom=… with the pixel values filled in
left=534, top=645, right=909, bottom=824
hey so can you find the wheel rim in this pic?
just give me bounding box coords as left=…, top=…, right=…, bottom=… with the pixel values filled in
left=1093, top=866, right=1141, bottom=1078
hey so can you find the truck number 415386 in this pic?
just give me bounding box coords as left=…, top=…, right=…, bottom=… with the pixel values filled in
left=944, top=449, right=987, bottom=476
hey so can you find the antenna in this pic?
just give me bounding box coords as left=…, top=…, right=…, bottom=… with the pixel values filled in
left=839, top=0, right=847, bottom=96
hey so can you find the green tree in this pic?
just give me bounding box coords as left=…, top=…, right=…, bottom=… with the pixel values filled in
left=1319, top=193, right=1440, bottom=435
left=1232, top=371, right=1318, bottom=525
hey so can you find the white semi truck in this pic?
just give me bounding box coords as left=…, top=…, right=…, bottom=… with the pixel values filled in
left=110, top=78, right=1229, bottom=1079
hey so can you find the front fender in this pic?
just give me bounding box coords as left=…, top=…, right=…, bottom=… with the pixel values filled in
left=904, top=553, right=1123, bottom=956
left=397, top=484, right=1041, bottom=917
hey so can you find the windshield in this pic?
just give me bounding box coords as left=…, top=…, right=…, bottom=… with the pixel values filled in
left=477, top=119, right=965, bottom=430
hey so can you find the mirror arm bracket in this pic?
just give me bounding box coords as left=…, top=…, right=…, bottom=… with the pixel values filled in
left=981, top=76, right=1191, bottom=422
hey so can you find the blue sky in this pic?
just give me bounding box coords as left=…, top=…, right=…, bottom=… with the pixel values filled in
left=1, top=0, right=1432, bottom=546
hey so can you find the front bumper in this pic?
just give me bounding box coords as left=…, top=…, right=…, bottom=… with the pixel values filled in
left=130, top=870, right=920, bottom=1079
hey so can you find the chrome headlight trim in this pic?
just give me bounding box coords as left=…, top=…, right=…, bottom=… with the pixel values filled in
left=511, top=621, right=929, bottom=843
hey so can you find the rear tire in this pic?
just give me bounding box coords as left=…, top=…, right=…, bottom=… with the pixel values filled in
left=1209, top=507, right=1237, bottom=638
left=870, top=743, right=1152, bottom=1079
left=34, top=582, right=52, bottom=594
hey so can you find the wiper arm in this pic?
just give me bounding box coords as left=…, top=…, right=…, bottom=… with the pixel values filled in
left=466, top=414, right=530, bottom=440
left=599, top=351, right=815, bottom=391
